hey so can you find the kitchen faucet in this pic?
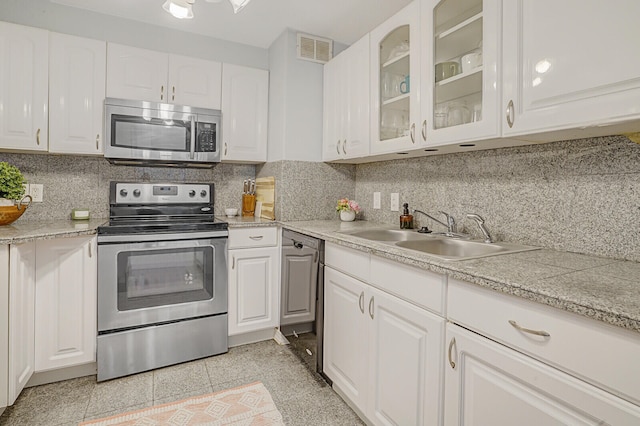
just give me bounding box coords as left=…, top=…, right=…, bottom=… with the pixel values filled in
left=466, top=213, right=493, bottom=243
left=413, top=209, right=458, bottom=235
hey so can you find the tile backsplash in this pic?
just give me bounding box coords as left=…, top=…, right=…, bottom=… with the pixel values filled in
left=257, top=160, right=356, bottom=221
left=355, top=135, right=640, bottom=262
left=0, top=153, right=255, bottom=221
left=2, top=134, right=638, bottom=262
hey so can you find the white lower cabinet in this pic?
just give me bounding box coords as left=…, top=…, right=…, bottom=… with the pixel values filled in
left=444, top=324, right=640, bottom=425
left=227, top=227, right=280, bottom=336
left=7, top=242, right=37, bottom=405
left=4, top=236, right=97, bottom=408
left=34, top=236, right=97, bottom=371
left=324, top=244, right=445, bottom=426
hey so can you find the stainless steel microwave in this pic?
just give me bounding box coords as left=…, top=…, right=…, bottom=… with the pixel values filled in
left=104, top=98, right=221, bottom=166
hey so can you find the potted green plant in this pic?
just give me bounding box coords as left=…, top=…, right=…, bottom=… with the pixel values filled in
left=0, top=162, right=32, bottom=226
left=0, top=161, right=26, bottom=206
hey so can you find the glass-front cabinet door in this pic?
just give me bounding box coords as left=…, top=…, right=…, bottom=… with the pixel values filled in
left=421, top=0, right=500, bottom=147
left=370, top=1, right=421, bottom=155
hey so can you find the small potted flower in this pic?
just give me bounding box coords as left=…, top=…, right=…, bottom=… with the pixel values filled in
left=336, top=198, right=361, bottom=222
left=0, top=162, right=31, bottom=225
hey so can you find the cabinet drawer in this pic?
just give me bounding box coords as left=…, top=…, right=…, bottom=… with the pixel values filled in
left=448, top=278, right=640, bottom=405
left=325, top=242, right=370, bottom=282
left=228, top=227, right=278, bottom=249
left=370, top=255, right=446, bottom=315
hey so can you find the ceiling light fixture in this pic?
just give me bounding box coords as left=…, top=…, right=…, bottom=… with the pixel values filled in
left=227, top=0, right=251, bottom=14
left=163, top=0, right=252, bottom=19
left=162, top=0, right=194, bottom=19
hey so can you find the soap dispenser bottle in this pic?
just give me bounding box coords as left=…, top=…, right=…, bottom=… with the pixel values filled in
left=400, top=203, right=414, bottom=229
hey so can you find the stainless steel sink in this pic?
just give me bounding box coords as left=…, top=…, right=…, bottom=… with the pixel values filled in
left=342, top=229, right=428, bottom=242
left=395, top=238, right=538, bottom=261
left=340, top=229, right=539, bottom=261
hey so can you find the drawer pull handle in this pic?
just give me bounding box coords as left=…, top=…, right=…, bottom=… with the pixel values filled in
left=448, top=337, right=457, bottom=369
left=249, top=236, right=264, bottom=240
left=368, top=296, right=374, bottom=319
left=358, top=291, right=364, bottom=314
left=508, top=320, right=550, bottom=337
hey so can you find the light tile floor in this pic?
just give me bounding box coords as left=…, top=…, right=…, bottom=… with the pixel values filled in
left=0, top=339, right=364, bottom=426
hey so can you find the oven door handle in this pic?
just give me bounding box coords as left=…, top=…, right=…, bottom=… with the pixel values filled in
left=189, top=115, right=196, bottom=160
left=98, top=230, right=228, bottom=244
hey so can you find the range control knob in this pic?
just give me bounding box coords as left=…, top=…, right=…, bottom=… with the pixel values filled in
left=188, top=190, right=196, bottom=197
left=133, top=189, right=141, bottom=197
left=200, top=190, right=207, bottom=197
left=119, top=189, right=128, bottom=197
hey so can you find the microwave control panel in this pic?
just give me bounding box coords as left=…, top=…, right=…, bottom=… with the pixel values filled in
left=196, top=122, right=217, bottom=152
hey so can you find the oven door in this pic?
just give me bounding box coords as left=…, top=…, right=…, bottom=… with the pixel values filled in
left=97, top=231, right=227, bottom=332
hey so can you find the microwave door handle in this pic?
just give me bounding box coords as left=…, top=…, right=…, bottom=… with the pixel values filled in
left=189, top=115, right=196, bottom=160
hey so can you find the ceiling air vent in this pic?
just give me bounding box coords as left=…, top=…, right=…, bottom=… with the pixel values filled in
left=297, top=33, right=333, bottom=64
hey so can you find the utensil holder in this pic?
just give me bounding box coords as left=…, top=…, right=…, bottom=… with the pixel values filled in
left=242, top=194, right=256, bottom=217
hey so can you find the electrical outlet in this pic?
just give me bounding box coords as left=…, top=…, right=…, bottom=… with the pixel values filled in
left=29, top=184, right=44, bottom=202
left=390, top=193, right=399, bottom=211
left=373, top=192, right=381, bottom=209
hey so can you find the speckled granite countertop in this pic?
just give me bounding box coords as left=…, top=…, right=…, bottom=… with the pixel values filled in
left=279, top=220, right=640, bottom=335
left=3, top=218, right=638, bottom=335
left=0, top=219, right=107, bottom=244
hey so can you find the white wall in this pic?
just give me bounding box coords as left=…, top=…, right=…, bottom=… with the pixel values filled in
left=267, top=31, right=288, bottom=161
left=267, top=29, right=348, bottom=162
left=0, top=0, right=268, bottom=69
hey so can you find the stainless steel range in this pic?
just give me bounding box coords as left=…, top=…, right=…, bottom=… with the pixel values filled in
left=97, top=182, right=228, bottom=381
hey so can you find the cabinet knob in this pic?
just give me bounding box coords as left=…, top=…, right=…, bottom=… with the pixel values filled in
left=96, top=134, right=100, bottom=150
left=161, top=85, right=164, bottom=101
left=410, top=123, right=416, bottom=144
left=36, top=128, right=41, bottom=145
left=342, top=140, right=347, bottom=155
left=359, top=292, right=364, bottom=314
left=421, top=120, right=427, bottom=141
left=336, top=140, right=341, bottom=155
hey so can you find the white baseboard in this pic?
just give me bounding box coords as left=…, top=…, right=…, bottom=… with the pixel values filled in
left=26, top=362, right=97, bottom=387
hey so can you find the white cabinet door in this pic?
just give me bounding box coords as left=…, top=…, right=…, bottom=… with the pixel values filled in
left=344, top=34, right=370, bottom=159
left=168, top=54, right=221, bottom=109
left=502, top=0, right=640, bottom=138
left=368, top=286, right=444, bottom=426
left=228, top=246, right=279, bottom=335
left=49, top=33, right=106, bottom=155
left=221, top=64, right=269, bottom=163
left=322, top=53, right=342, bottom=161
left=323, top=266, right=369, bottom=412
left=421, top=0, right=501, bottom=147
left=444, top=324, right=640, bottom=425
left=370, top=1, right=422, bottom=155
left=0, top=22, right=48, bottom=152
left=106, top=43, right=168, bottom=102
left=0, top=245, right=9, bottom=411
left=8, top=242, right=36, bottom=405
left=34, top=236, right=97, bottom=372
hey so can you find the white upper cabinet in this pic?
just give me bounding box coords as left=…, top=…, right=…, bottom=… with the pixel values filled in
left=421, top=0, right=501, bottom=147
left=168, top=54, right=222, bottom=109
left=107, top=43, right=222, bottom=109
left=370, top=1, right=422, bottom=155
left=502, top=0, right=640, bottom=139
left=221, top=63, right=269, bottom=163
left=106, top=44, right=168, bottom=103
left=0, top=22, right=48, bottom=152
left=49, top=33, right=106, bottom=155
left=322, top=33, right=370, bottom=161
